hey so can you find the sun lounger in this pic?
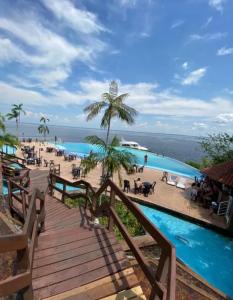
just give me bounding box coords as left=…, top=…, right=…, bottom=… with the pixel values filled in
left=166, top=174, right=177, bottom=186
left=176, top=177, right=187, bottom=189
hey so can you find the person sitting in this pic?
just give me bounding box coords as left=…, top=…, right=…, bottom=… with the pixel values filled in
left=161, top=171, right=168, bottom=182
left=123, top=180, right=130, bottom=193
left=138, top=166, right=144, bottom=173
left=134, top=178, right=142, bottom=194
left=44, top=159, right=48, bottom=167
left=142, top=182, right=151, bottom=197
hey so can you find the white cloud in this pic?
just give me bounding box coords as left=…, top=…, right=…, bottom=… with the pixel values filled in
left=216, top=113, right=233, bottom=123
left=209, top=0, right=225, bottom=12
left=189, top=32, right=227, bottom=42
left=192, top=122, right=208, bottom=130
left=202, top=17, right=213, bottom=28
left=181, top=68, right=207, bottom=86
left=2, top=79, right=233, bottom=126
left=0, top=6, right=109, bottom=88
left=0, top=81, right=49, bottom=106
left=31, top=68, right=71, bottom=88
left=217, top=47, right=233, bottom=56
left=182, top=62, right=189, bottom=70
left=41, top=0, right=107, bottom=34
left=171, top=20, right=185, bottom=30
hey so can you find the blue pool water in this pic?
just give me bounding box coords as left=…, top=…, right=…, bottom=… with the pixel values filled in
left=57, top=142, right=201, bottom=179
left=139, top=204, right=233, bottom=298
left=1, top=145, right=16, bottom=155
left=55, top=182, right=80, bottom=192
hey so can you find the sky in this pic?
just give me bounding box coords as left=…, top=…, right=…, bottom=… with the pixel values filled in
left=0, top=0, right=233, bottom=136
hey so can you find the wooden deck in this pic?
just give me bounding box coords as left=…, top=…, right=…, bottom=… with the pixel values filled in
left=32, top=194, right=145, bottom=300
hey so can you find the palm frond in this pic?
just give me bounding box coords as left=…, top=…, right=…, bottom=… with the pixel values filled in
left=85, top=135, right=106, bottom=150
left=84, top=101, right=106, bottom=121
left=115, top=93, right=129, bottom=102
left=0, top=133, right=18, bottom=148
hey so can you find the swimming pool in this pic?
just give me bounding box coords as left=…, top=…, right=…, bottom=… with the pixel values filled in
left=57, top=142, right=201, bottom=179
left=1, top=145, right=16, bottom=155
left=139, top=204, right=233, bottom=298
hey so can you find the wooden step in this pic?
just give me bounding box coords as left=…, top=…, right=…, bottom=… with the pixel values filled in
left=42, top=268, right=140, bottom=300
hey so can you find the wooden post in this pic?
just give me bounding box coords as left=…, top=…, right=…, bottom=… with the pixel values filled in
left=61, top=184, right=66, bottom=203
left=17, top=247, right=33, bottom=299
left=108, top=188, right=115, bottom=232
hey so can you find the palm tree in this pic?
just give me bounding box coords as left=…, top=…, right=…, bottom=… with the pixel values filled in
left=81, top=135, right=136, bottom=185
left=38, top=117, right=50, bottom=141
left=6, top=104, right=25, bottom=138
left=84, top=82, right=138, bottom=147
left=0, top=119, right=19, bottom=200
left=0, top=113, right=5, bottom=132
left=84, top=81, right=137, bottom=176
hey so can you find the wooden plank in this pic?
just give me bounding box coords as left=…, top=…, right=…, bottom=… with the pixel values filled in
left=44, top=216, right=82, bottom=230
left=33, top=243, right=122, bottom=278
left=100, top=286, right=144, bottom=300
left=43, top=268, right=135, bottom=300
left=33, top=259, right=129, bottom=300
left=34, top=235, right=117, bottom=259
left=0, top=272, right=31, bottom=297
left=45, top=210, right=80, bottom=226
left=0, top=233, right=27, bottom=252
left=33, top=250, right=127, bottom=289
left=34, top=238, right=119, bottom=268
left=37, top=227, right=112, bottom=249
left=37, top=230, right=96, bottom=249
left=59, top=273, right=139, bottom=300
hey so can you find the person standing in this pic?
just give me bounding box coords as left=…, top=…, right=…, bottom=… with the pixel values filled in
left=144, top=154, right=148, bottom=165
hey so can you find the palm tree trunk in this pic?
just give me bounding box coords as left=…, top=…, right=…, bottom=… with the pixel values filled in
left=102, top=118, right=111, bottom=178
left=16, top=118, right=19, bottom=139
left=105, top=119, right=111, bottom=146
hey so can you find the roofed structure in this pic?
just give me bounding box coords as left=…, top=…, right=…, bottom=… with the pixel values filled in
left=202, top=160, right=233, bottom=187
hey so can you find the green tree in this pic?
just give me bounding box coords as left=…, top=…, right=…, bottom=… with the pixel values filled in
left=6, top=104, right=25, bottom=138
left=0, top=115, right=19, bottom=200
left=84, top=82, right=137, bottom=175
left=200, top=133, right=233, bottom=165
left=38, top=117, right=50, bottom=141
left=81, top=135, right=135, bottom=185
left=84, top=83, right=137, bottom=147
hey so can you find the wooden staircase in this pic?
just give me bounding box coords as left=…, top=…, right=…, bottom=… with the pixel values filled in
left=32, top=194, right=145, bottom=300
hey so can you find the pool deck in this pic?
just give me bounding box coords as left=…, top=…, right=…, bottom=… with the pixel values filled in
left=16, top=142, right=227, bottom=230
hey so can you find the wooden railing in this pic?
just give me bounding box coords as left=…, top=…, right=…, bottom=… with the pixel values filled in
left=49, top=173, right=176, bottom=300
left=0, top=150, right=26, bottom=166
left=7, top=176, right=33, bottom=220
left=0, top=188, right=45, bottom=299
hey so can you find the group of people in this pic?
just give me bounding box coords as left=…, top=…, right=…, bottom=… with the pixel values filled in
left=123, top=177, right=156, bottom=197
left=190, top=177, right=221, bottom=213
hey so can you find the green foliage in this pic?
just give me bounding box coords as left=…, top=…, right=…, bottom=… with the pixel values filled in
left=81, top=135, right=136, bottom=184
left=99, top=200, right=144, bottom=240
left=38, top=117, right=50, bottom=141
left=65, top=193, right=144, bottom=240
left=185, top=160, right=201, bottom=169
left=84, top=85, right=137, bottom=147
left=6, top=104, right=25, bottom=137
left=200, top=133, right=233, bottom=165
left=64, top=197, right=86, bottom=208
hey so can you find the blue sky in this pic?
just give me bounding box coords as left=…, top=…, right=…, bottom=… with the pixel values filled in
left=0, top=0, right=233, bottom=135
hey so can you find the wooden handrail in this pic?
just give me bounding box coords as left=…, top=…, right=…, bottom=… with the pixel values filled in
left=0, top=150, right=26, bottom=165
left=0, top=188, right=45, bottom=298
left=49, top=174, right=176, bottom=300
